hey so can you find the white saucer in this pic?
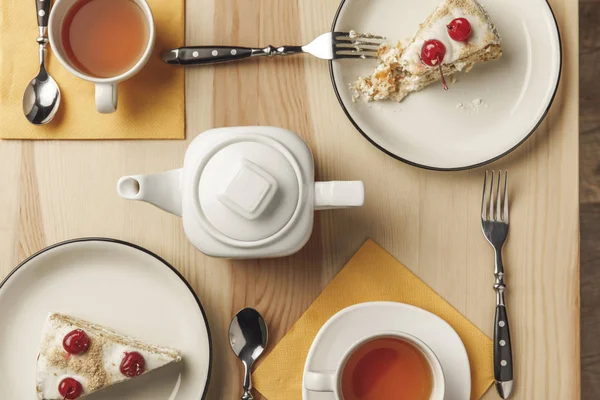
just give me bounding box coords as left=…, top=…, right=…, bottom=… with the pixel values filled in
left=0, top=238, right=211, bottom=400
left=330, top=0, right=561, bottom=170
left=302, top=302, right=471, bottom=400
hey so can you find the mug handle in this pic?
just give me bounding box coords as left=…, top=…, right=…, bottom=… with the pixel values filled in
left=304, top=371, right=336, bottom=392
left=96, top=83, right=118, bottom=113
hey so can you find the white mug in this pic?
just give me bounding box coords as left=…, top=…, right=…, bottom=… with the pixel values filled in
left=304, top=331, right=445, bottom=400
left=48, top=0, right=155, bottom=113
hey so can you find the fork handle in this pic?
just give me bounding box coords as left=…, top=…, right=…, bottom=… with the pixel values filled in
left=162, top=45, right=304, bottom=66
left=494, top=251, right=513, bottom=398
left=36, top=0, right=50, bottom=28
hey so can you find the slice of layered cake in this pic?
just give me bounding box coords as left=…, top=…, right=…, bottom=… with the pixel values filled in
left=353, top=0, right=502, bottom=102
left=36, top=313, right=181, bottom=399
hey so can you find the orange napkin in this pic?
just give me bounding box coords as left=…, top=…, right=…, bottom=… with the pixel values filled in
left=253, top=239, right=494, bottom=399
left=0, top=0, right=184, bottom=139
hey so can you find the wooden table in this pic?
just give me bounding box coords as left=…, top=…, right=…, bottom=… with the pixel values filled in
left=0, top=0, right=579, bottom=398
left=580, top=0, right=600, bottom=397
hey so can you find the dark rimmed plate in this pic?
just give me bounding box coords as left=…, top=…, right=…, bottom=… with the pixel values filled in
left=0, top=238, right=212, bottom=399
left=329, top=0, right=562, bottom=170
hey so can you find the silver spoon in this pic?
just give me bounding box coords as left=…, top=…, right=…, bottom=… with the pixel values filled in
left=23, top=0, right=61, bottom=125
left=229, top=308, right=268, bottom=400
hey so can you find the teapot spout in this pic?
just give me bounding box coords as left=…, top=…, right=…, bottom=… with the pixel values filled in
left=117, top=169, right=183, bottom=217
left=314, top=181, right=364, bottom=211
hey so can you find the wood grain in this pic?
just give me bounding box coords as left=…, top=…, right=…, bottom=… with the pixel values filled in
left=0, top=0, right=579, bottom=399
left=580, top=1, right=600, bottom=204
left=581, top=203, right=600, bottom=399
left=580, top=1, right=600, bottom=399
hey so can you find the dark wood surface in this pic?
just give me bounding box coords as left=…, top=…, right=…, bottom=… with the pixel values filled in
left=581, top=0, right=600, bottom=398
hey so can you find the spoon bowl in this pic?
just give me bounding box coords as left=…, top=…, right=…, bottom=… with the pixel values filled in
left=24, top=1, right=61, bottom=125
left=229, top=308, right=268, bottom=400
left=23, top=65, right=61, bottom=125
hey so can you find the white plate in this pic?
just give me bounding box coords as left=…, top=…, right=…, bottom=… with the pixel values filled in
left=302, top=302, right=471, bottom=400
left=330, top=0, right=562, bottom=170
left=0, top=238, right=212, bottom=399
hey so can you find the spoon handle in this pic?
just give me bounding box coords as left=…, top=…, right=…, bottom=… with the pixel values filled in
left=241, top=390, right=254, bottom=400
left=242, top=362, right=254, bottom=400
left=36, top=0, right=50, bottom=28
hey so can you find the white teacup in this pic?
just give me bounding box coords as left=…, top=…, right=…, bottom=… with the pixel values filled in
left=304, top=331, right=445, bottom=400
left=48, top=0, right=155, bottom=113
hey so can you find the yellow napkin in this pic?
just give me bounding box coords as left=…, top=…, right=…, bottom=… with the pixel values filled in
left=0, top=0, right=184, bottom=139
left=253, top=239, right=494, bottom=400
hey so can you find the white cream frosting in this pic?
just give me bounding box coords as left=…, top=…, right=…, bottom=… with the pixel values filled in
left=352, top=0, right=502, bottom=103
left=400, top=8, right=496, bottom=74
left=36, top=313, right=181, bottom=399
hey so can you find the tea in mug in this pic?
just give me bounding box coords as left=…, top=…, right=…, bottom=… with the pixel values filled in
left=340, top=337, right=433, bottom=400
left=62, top=0, right=149, bottom=78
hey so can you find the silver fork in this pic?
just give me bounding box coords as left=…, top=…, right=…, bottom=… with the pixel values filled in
left=481, top=170, right=513, bottom=399
left=161, top=32, right=384, bottom=65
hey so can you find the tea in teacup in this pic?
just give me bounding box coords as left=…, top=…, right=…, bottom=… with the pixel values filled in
left=304, top=331, right=444, bottom=400
left=49, top=0, right=155, bottom=112
left=61, top=0, right=149, bottom=78
left=340, top=337, right=433, bottom=400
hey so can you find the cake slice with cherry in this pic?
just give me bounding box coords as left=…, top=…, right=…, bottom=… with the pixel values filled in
left=353, top=0, right=502, bottom=102
left=36, top=313, right=182, bottom=399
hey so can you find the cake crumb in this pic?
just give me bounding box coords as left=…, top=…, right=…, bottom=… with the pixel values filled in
left=456, top=98, right=485, bottom=112
left=472, top=98, right=484, bottom=111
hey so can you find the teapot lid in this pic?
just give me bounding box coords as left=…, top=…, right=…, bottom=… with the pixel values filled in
left=194, top=135, right=305, bottom=245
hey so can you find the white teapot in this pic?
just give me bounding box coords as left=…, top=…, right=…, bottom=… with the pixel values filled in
left=117, top=126, right=364, bottom=258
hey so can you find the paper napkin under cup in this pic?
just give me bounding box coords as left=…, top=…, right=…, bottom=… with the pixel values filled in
left=253, top=239, right=494, bottom=400
left=0, top=0, right=184, bottom=139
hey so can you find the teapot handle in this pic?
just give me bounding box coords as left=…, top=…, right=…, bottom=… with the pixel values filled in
left=314, top=181, right=364, bottom=211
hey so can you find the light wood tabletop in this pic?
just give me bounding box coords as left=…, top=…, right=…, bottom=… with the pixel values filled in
left=0, top=0, right=579, bottom=399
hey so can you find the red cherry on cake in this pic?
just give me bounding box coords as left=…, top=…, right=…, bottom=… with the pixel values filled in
left=447, top=18, right=472, bottom=42
left=120, top=351, right=146, bottom=377
left=63, top=329, right=90, bottom=355
left=421, top=39, right=446, bottom=67
left=58, top=378, right=83, bottom=399
left=421, top=39, right=449, bottom=90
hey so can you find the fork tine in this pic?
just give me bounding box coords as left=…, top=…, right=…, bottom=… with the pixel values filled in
left=348, top=40, right=384, bottom=47
left=482, top=171, right=488, bottom=220
left=334, top=44, right=380, bottom=54
left=334, top=41, right=382, bottom=48
left=333, top=53, right=378, bottom=60
left=333, top=32, right=386, bottom=40
left=504, top=171, right=509, bottom=222
left=334, top=49, right=378, bottom=58
left=489, top=170, right=495, bottom=220
left=496, top=170, right=502, bottom=221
